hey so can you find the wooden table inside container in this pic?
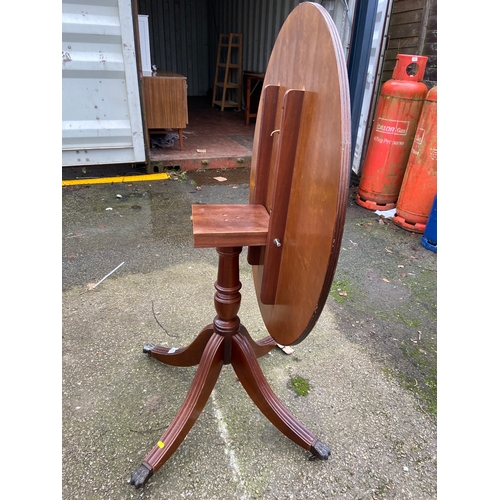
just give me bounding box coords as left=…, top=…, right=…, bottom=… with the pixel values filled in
left=244, top=71, right=265, bottom=125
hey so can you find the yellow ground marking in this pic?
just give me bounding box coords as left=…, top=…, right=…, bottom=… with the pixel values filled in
left=62, top=173, right=170, bottom=186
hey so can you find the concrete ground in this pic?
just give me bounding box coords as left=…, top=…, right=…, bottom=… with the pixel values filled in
left=62, top=168, right=437, bottom=499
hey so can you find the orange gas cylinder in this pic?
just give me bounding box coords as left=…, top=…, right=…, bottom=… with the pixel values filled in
left=393, top=86, right=437, bottom=232
left=357, top=54, right=429, bottom=211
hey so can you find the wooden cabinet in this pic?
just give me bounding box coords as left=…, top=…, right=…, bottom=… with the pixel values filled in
left=143, top=72, right=188, bottom=149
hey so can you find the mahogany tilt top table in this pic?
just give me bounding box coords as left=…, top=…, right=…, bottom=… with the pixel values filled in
left=130, top=2, right=351, bottom=488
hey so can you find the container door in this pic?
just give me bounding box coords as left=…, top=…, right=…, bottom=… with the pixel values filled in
left=350, top=0, right=391, bottom=175
left=62, top=0, right=145, bottom=166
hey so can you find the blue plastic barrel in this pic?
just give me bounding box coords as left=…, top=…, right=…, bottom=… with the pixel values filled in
left=421, top=195, right=437, bottom=252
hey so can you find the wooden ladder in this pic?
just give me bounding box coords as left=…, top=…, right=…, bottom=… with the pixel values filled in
left=212, top=33, right=242, bottom=111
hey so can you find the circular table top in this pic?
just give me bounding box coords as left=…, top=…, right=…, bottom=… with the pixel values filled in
left=250, top=2, right=351, bottom=346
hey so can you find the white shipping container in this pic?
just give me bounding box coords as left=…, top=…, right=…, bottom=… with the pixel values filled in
left=62, top=0, right=145, bottom=166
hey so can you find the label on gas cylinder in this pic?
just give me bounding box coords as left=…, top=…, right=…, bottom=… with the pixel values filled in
left=375, top=118, right=410, bottom=136
left=411, top=127, right=425, bottom=155
left=373, top=117, right=410, bottom=147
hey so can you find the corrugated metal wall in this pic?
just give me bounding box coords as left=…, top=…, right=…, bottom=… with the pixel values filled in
left=209, top=0, right=297, bottom=76
left=136, top=0, right=353, bottom=97
left=137, top=0, right=210, bottom=96
left=209, top=0, right=354, bottom=92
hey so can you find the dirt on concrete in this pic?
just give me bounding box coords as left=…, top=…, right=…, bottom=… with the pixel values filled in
left=62, top=168, right=437, bottom=499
